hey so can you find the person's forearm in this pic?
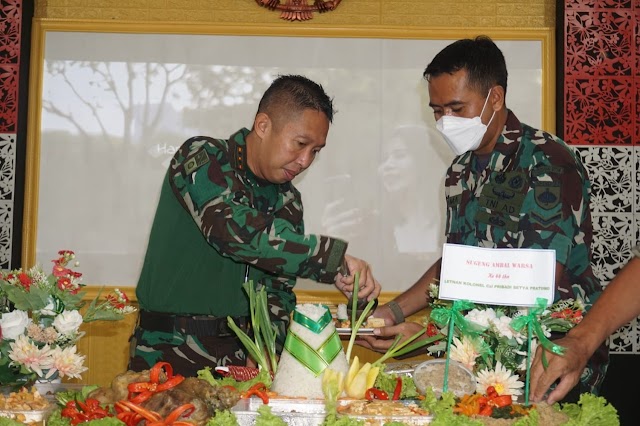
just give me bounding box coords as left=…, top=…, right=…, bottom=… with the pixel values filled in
left=567, top=257, right=640, bottom=354
left=391, top=258, right=442, bottom=317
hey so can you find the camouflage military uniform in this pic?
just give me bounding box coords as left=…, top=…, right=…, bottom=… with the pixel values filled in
left=444, top=110, right=607, bottom=395
left=130, top=129, right=347, bottom=376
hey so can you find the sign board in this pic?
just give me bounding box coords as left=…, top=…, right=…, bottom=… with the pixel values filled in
left=439, top=243, right=555, bottom=307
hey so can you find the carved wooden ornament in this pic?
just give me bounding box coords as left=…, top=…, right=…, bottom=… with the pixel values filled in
left=255, top=0, right=343, bottom=21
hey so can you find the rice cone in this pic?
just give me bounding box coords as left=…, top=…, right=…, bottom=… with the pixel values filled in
left=271, top=304, right=349, bottom=399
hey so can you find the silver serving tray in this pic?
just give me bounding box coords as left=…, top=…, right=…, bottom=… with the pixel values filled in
left=231, top=397, right=434, bottom=425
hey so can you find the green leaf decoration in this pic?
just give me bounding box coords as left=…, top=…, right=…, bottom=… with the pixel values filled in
left=0, top=282, right=49, bottom=311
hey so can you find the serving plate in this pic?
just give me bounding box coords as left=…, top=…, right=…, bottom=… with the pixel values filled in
left=0, top=405, right=55, bottom=425
left=231, top=398, right=433, bottom=426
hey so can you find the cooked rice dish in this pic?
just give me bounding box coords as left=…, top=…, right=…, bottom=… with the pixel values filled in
left=271, top=304, right=349, bottom=399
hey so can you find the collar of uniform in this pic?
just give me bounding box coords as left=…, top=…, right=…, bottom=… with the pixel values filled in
left=228, top=127, right=275, bottom=188
left=229, top=128, right=250, bottom=173
left=466, top=109, right=523, bottom=173
left=494, top=110, right=523, bottom=155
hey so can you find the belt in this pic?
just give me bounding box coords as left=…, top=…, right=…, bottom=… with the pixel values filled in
left=138, top=310, right=249, bottom=338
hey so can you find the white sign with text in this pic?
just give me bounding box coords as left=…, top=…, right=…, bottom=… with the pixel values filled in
left=439, top=244, right=555, bottom=307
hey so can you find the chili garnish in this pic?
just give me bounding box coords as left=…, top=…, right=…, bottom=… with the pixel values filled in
left=242, top=382, right=269, bottom=404
left=116, top=400, right=195, bottom=426
left=61, top=398, right=112, bottom=425
left=115, top=399, right=162, bottom=425
left=392, top=377, right=403, bottom=400
left=127, top=361, right=185, bottom=404
left=364, top=388, right=389, bottom=401
left=453, top=387, right=514, bottom=418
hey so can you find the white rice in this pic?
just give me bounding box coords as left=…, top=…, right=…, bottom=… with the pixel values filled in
left=271, top=304, right=349, bottom=399
left=336, top=304, right=348, bottom=320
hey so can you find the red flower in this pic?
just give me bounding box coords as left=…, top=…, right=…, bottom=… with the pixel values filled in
left=107, top=295, right=125, bottom=310
left=52, top=264, right=72, bottom=277
left=426, top=322, right=439, bottom=337
left=17, top=272, right=32, bottom=289
left=551, top=308, right=584, bottom=324
left=57, top=276, right=72, bottom=291
left=58, top=250, right=75, bottom=257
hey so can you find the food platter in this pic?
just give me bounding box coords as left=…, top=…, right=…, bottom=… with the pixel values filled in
left=232, top=397, right=434, bottom=426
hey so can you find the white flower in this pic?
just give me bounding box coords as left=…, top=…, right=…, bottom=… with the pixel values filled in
left=465, top=308, right=497, bottom=328
left=449, top=336, right=480, bottom=370
left=49, top=346, right=87, bottom=379
left=8, top=335, right=54, bottom=377
left=516, top=339, right=539, bottom=371
left=475, top=361, right=524, bottom=396
left=0, top=310, right=30, bottom=340
left=53, top=310, right=83, bottom=336
left=491, top=315, right=525, bottom=344
left=428, top=283, right=439, bottom=299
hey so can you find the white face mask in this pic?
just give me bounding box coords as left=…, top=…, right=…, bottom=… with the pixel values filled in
left=435, top=89, right=495, bottom=156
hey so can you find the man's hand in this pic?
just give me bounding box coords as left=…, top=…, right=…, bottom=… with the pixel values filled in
left=370, top=303, right=398, bottom=326
left=335, top=254, right=381, bottom=301
left=356, top=321, right=425, bottom=353
left=529, top=334, right=590, bottom=404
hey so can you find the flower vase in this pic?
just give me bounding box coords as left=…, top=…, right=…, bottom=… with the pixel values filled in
left=34, top=376, right=62, bottom=399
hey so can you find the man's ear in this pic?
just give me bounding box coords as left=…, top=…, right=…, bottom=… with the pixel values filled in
left=254, top=112, right=271, bottom=139
left=490, top=85, right=506, bottom=111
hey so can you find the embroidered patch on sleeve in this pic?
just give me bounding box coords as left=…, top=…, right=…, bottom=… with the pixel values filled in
left=475, top=210, right=519, bottom=233
left=184, top=149, right=210, bottom=175
left=533, top=181, right=561, bottom=210
left=530, top=211, right=562, bottom=227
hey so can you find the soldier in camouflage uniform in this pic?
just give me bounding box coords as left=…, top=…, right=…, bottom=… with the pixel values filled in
left=362, top=36, right=606, bottom=402
left=130, top=75, right=381, bottom=377
left=530, top=243, right=640, bottom=404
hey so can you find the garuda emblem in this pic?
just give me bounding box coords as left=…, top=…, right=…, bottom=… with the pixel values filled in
left=255, top=0, right=343, bottom=21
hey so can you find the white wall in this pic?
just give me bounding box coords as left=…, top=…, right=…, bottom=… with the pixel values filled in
left=36, top=32, right=543, bottom=292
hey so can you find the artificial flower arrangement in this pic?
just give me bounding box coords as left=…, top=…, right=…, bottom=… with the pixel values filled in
left=0, top=250, right=137, bottom=386
left=423, top=279, right=584, bottom=401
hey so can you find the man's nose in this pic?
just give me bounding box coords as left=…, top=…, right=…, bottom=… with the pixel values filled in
left=298, top=151, right=314, bottom=169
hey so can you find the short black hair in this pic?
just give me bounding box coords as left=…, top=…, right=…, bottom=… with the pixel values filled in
left=423, top=35, right=508, bottom=96
left=258, top=74, right=334, bottom=124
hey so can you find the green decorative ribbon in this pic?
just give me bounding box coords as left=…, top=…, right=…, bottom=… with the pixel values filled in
left=292, top=306, right=332, bottom=334
left=510, top=297, right=565, bottom=406
left=430, top=300, right=486, bottom=336
left=429, top=299, right=486, bottom=394
left=283, top=330, right=342, bottom=377
left=510, top=298, right=565, bottom=356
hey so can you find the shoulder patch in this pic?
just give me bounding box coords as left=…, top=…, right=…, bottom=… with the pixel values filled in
left=533, top=181, right=561, bottom=210
left=532, top=165, right=564, bottom=176
left=184, top=149, right=210, bottom=175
